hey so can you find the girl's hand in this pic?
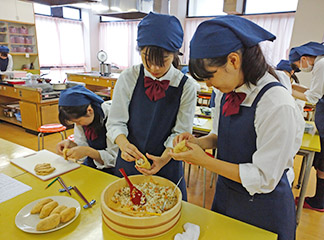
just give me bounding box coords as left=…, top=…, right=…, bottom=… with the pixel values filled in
left=173, top=132, right=199, bottom=147
left=135, top=153, right=168, bottom=175
left=169, top=141, right=207, bottom=166
left=65, top=146, right=89, bottom=160
left=56, top=139, right=72, bottom=155
left=120, top=142, right=143, bottom=162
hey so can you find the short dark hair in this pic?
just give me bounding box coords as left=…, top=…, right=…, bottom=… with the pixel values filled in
left=0, top=52, right=8, bottom=58
left=139, top=46, right=181, bottom=69
left=59, top=103, right=103, bottom=133
left=189, top=45, right=278, bottom=87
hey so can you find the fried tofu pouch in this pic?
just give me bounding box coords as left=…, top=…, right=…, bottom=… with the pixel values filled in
left=36, top=213, right=60, bottom=231
left=30, top=198, right=53, bottom=214
left=50, top=205, right=67, bottom=215
left=135, top=155, right=151, bottom=169
left=173, top=140, right=189, bottom=153
left=63, top=148, right=69, bottom=160
left=60, top=207, right=76, bottom=223
left=39, top=201, right=58, bottom=219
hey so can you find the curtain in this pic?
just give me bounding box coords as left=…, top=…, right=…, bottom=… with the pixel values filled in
left=183, top=13, right=295, bottom=66
left=35, top=15, right=86, bottom=82
left=99, top=20, right=141, bottom=69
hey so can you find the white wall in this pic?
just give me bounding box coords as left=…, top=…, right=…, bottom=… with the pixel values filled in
left=0, top=0, right=34, bottom=23
left=289, top=0, right=324, bottom=87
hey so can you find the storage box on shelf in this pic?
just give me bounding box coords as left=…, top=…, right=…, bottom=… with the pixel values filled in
left=0, top=19, right=39, bottom=73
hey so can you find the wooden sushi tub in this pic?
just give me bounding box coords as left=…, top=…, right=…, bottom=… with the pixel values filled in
left=101, top=175, right=182, bottom=239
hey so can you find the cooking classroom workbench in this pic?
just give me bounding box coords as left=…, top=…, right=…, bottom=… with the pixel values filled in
left=0, top=138, right=277, bottom=240
left=0, top=84, right=59, bottom=132
left=193, top=118, right=321, bottom=225
left=66, top=72, right=119, bottom=99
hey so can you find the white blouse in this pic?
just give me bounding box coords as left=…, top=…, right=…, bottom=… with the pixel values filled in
left=73, top=101, right=118, bottom=169
left=304, top=56, right=324, bottom=104
left=107, top=64, right=197, bottom=149
left=211, top=72, right=305, bottom=195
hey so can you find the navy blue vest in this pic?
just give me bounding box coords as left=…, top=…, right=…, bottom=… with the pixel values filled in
left=213, top=82, right=296, bottom=240
left=114, top=65, right=188, bottom=200
left=0, top=57, right=8, bottom=71
left=83, top=118, right=114, bottom=175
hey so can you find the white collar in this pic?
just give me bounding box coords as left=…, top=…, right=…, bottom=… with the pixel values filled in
left=143, top=64, right=175, bottom=81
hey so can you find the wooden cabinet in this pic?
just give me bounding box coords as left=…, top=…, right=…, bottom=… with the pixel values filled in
left=40, top=104, right=59, bottom=125
left=0, top=85, right=59, bottom=132
left=0, top=19, right=39, bottom=71
left=67, top=73, right=119, bottom=99
left=20, top=101, right=38, bottom=130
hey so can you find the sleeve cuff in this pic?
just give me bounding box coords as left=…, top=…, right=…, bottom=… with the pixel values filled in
left=239, top=163, right=261, bottom=196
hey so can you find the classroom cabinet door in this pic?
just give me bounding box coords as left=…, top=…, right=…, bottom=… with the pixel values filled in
left=19, top=101, right=39, bottom=131
left=40, top=104, right=59, bottom=125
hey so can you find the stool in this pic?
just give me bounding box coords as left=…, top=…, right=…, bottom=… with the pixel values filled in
left=37, top=124, right=67, bottom=150
left=197, top=95, right=211, bottom=106
left=303, top=106, right=315, bottom=121
left=68, top=134, right=75, bottom=142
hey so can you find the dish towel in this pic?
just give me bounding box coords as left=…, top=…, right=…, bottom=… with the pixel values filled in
left=174, top=222, right=200, bottom=240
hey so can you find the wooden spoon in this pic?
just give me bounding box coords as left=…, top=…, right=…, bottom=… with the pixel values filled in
left=119, top=168, right=146, bottom=206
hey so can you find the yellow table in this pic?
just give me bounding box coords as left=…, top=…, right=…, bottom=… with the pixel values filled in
left=0, top=141, right=277, bottom=240
left=296, top=121, right=321, bottom=225
left=0, top=138, right=34, bottom=177
left=193, top=118, right=321, bottom=225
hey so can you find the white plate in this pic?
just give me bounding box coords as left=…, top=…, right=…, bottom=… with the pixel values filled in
left=15, top=196, right=81, bottom=234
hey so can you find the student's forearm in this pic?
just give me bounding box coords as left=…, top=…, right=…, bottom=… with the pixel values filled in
left=115, top=134, right=129, bottom=150
left=86, top=147, right=104, bottom=165
left=292, top=84, right=308, bottom=93
left=204, top=157, right=241, bottom=183
left=197, top=133, right=217, bottom=150
left=292, top=89, right=308, bottom=101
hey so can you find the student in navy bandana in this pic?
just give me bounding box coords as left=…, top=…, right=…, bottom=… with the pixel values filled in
left=107, top=12, right=197, bottom=199
left=289, top=41, right=324, bottom=212
left=56, top=85, right=118, bottom=175
left=0, top=46, right=13, bottom=78
left=170, top=15, right=304, bottom=240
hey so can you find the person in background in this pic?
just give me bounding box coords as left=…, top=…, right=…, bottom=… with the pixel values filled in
left=107, top=12, right=197, bottom=199
left=276, top=59, right=305, bottom=113
left=56, top=85, right=118, bottom=175
left=170, top=15, right=304, bottom=240
left=0, top=46, right=13, bottom=78
left=289, top=41, right=324, bottom=212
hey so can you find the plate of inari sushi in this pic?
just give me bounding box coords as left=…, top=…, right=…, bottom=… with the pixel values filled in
left=15, top=196, right=81, bottom=233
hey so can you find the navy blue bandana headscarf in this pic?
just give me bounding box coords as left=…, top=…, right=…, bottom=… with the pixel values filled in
left=190, top=15, right=276, bottom=59
left=289, top=42, right=324, bottom=63
left=59, top=85, right=104, bottom=118
left=0, top=45, right=9, bottom=53
left=276, top=60, right=296, bottom=72
left=137, top=12, right=183, bottom=52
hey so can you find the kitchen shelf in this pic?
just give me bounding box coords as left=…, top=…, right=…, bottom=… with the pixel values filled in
left=0, top=20, right=39, bottom=71
left=11, top=53, right=37, bottom=56
left=8, top=33, right=34, bottom=37
left=10, top=43, right=34, bottom=46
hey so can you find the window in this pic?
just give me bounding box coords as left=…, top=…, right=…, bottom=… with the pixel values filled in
left=33, top=3, right=51, bottom=16
left=35, top=15, right=85, bottom=82
left=62, top=7, right=81, bottom=21
left=245, top=0, right=298, bottom=14
left=188, top=0, right=227, bottom=17
left=99, top=20, right=141, bottom=69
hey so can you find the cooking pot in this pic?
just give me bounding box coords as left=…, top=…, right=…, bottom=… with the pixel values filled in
left=51, top=83, right=67, bottom=90
left=100, top=63, right=111, bottom=77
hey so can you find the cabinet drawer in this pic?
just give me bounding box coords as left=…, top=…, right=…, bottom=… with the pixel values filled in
left=0, top=85, right=19, bottom=98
